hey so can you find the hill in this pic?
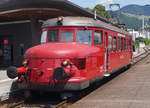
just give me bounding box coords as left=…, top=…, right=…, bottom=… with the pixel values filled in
left=109, top=4, right=150, bottom=30
left=120, top=4, right=150, bottom=16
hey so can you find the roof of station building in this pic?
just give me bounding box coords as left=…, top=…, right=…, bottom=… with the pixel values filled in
left=0, top=0, right=108, bottom=22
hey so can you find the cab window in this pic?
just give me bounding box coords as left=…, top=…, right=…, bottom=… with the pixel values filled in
left=94, top=30, right=102, bottom=45
left=61, top=30, right=74, bottom=42
left=48, top=30, right=59, bottom=42
left=76, top=30, right=92, bottom=45
left=41, top=31, right=47, bottom=44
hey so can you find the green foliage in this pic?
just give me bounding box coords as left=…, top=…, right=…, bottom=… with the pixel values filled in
left=133, top=40, right=140, bottom=48
left=109, top=11, right=142, bottom=30
left=92, top=4, right=111, bottom=20
left=109, top=4, right=150, bottom=30
left=135, top=38, right=150, bottom=48
left=120, top=5, right=150, bottom=16
left=140, top=38, right=150, bottom=45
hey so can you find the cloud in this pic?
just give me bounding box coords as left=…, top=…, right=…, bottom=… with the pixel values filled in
left=97, top=0, right=115, bottom=9
left=99, top=0, right=114, bottom=4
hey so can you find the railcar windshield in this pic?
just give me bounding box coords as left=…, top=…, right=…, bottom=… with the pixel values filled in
left=48, top=30, right=59, bottom=42
left=41, top=29, right=93, bottom=45
left=76, top=30, right=92, bottom=45
left=61, top=30, right=74, bottom=42
left=41, top=31, right=47, bottom=44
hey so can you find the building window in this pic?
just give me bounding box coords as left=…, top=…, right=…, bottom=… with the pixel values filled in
left=113, top=36, right=117, bottom=52
left=108, top=36, right=112, bottom=53
left=117, top=37, right=120, bottom=51
left=76, top=30, right=92, bottom=45
left=94, top=30, right=102, bottom=45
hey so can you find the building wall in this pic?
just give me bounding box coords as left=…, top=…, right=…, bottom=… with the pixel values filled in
left=0, top=22, right=41, bottom=66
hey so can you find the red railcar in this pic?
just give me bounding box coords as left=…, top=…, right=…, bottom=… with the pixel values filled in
left=7, top=17, right=132, bottom=97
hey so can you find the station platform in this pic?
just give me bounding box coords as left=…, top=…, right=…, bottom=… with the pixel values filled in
left=72, top=54, right=150, bottom=108
left=0, top=70, right=18, bottom=101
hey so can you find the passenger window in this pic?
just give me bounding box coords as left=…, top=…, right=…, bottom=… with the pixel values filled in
left=126, top=39, right=128, bottom=50
left=61, top=30, right=74, bottom=42
left=128, top=40, right=130, bottom=50
left=108, top=36, right=112, bottom=53
left=124, top=39, right=126, bottom=51
left=113, top=36, right=117, bottom=52
left=48, top=30, right=59, bottom=42
left=121, top=38, right=123, bottom=51
left=76, top=30, right=92, bottom=45
left=94, top=30, right=102, bottom=45
left=117, top=37, right=120, bottom=51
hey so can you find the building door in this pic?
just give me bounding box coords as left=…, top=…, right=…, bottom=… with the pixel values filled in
left=0, top=39, right=4, bottom=65
left=0, top=37, right=13, bottom=67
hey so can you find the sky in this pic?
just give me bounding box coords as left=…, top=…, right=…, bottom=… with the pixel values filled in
left=69, top=0, right=150, bottom=10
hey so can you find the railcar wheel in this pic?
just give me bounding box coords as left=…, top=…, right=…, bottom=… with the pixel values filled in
left=24, top=90, right=31, bottom=99
left=60, top=92, right=73, bottom=100
left=7, top=66, right=18, bottom=79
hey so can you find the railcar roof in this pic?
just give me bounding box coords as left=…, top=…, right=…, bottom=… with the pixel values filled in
left=43, top=17, right=131, bottom=36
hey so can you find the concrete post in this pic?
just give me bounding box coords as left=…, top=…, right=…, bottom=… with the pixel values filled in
left=30, top=17, right=41, bottom=46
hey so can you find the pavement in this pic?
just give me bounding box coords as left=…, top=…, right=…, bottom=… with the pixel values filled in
left=72, top=54, right=150, bottom=108
left=0, top=70, right=18, bottom=101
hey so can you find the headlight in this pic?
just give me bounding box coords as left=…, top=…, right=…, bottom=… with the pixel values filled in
left=22, top=59, right=29, bottom=67
left=62, top=60, right=68, bottom=66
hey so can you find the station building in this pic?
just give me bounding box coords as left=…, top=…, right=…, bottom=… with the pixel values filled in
left=0, top=0, right=107, bottom=67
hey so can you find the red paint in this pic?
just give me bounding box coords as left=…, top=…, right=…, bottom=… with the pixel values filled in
left=19, top=25, right=132, bottom=90
left=17, top=67, right=26, bottom=74
left=4, top=40, right=8, bottom=45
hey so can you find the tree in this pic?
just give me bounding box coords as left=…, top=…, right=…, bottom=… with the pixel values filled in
left=92, top=4, right=111, bottom=21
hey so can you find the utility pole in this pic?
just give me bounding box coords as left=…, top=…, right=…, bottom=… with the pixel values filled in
left=142, top=16, right=145, bottom=34
left=109, top=4, right=120, bottom=9
left=109, top=3, right=121, bottom=23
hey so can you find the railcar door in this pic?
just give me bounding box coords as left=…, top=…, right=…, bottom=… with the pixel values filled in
left=104, top=32, right=110, bottom=76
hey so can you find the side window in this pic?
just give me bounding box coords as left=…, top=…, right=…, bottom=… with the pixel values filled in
left=124, top=39, right=126, bottom=51
left=76, top=30, right=93, bottom=45
left=113, top=36, right=117, bottom=52
left=128, top=40, right=130, bottom=50
left=126, top=39, right=128, bottom=50
left=121, top=38, right=123, bottom=51
left=94, top=30, right=102, bottom=45
left=117, top=37, right=120, bottom=51
left=130, top=39, right=132, bottom=51
left=108, top=36, right=112, bottom=53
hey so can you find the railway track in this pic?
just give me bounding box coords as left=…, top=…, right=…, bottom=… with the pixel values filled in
left=0, top=48, right=150, bottom=108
